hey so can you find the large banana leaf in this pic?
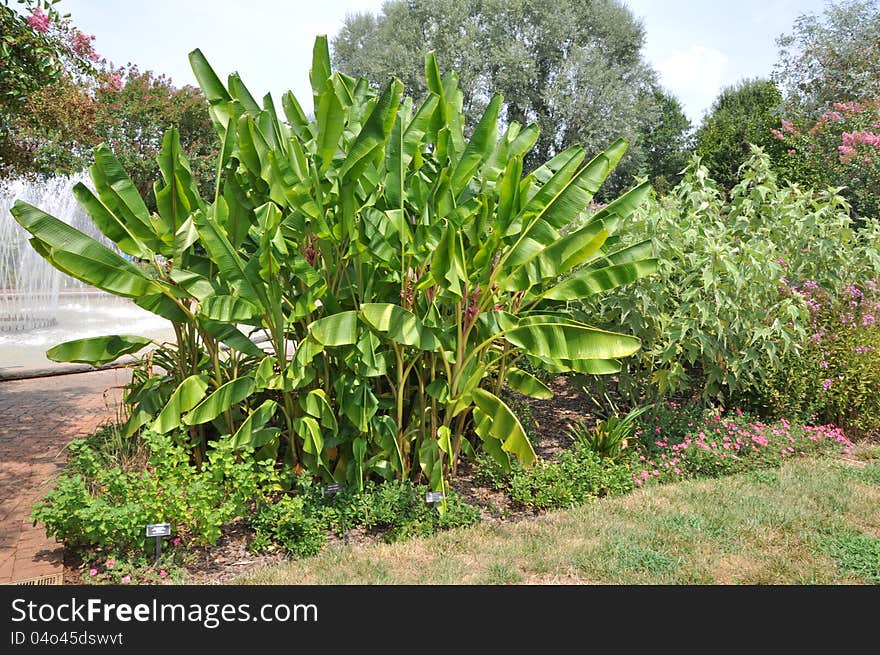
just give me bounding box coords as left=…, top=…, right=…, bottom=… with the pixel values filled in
left=360, top=303, right=440, bottom=350
left=183, top=377, right=255, bottom=426
left=506, top=367, right=554, bottom=400
left=309, top=311, right=359, bottom=346
left=472, top=388, right=537, bottom=466
left=231, top=400, right=278, bottom=449
left=339, top=78, right=404, bottom=181
left=151, top=375, right=211, bottom=434
left=46, top=335, right=152, bottom=366
left=11, top=202, right=154, bottom=297
left=504, top=319, right=641, bottom=361
left=539, top=259, right=659, bottom=301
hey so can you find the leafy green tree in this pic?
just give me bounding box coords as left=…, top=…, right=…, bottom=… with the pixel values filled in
left=694, top=79, right=786, bottom=189
left=639, top=88, right=692, bottom=193
left=331, top=0, right=684, bottom=197
left=774, top=0, right=880, bottom=118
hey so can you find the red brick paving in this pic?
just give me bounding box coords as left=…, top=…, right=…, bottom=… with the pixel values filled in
left=0, top=368, right=130, bottom=584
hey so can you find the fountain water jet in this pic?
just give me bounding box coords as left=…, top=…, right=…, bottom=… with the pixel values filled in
left=0, top=174, right=106, bottom=331
left=0, top=175, right=173, bottom=370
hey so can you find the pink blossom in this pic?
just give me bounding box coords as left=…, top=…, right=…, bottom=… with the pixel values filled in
left=108, top=74, right=123, bottom=91
left=822, top=379, right=833, bottom=391
left=121, top=575, right=131, bottom=584
left=771, top=128, right=785, bottom=140
left=27, top=8, right=50, bottom=32
left=88, top=568, right=98, bottom=576
left=106, top=559, right=116, bottom=569
left=159, top=570, right=168, bottom=578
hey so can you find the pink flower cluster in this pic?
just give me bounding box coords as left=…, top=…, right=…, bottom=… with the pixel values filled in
left=834, top=101, right=866, bottom=115
left=69, top=30, right=100, bottom=62
left=632, top=408, right=852, bottom=486
left=839, top=131, right=880, bottom=163
left=27, top=7, right=50, bottom=32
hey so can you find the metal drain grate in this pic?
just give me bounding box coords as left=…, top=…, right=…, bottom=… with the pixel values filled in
left=15, top=573, right=64, bottom=585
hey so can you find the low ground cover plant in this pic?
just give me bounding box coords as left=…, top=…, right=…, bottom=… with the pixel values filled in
left=631, top=405, right=853, bottom=486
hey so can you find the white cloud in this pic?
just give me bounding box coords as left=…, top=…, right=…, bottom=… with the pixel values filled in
left=656, top=45, right=729, bottom=123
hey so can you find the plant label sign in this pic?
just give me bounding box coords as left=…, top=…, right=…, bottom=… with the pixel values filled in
left=324, top=483, right=343, bottom=495
left=425, top=491, right=444, bottom=504
left=146, top=523, right=171, bottom=538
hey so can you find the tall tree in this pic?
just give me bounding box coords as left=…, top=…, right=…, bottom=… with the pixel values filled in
left=694, top=78, right=786, bottom=189
left=773, top=0, right=880, bottom=117
left=332, top=0, right=686, bottom=197
left=639, top=88, right=692, bottom=193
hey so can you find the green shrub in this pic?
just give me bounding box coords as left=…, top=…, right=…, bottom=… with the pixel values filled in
left=583, top=148, right=880, bottom=403
left=250, top=496, right=327, bottom=558
left=486, top=446, right=633, bottom=511
left=249, top=477, right=481, bottom=556
left=31, top=430, right=280, bottom=553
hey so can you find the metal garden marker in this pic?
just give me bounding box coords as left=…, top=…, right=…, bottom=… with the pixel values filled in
left=425, top=491, right=444, bottom=505
left=324, top=483, right=343, bottom=496
left=146, top=523, right=171, bottom=565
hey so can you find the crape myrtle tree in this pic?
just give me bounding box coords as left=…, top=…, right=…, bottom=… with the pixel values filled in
left=12, top=37, right=657, bottom=505
left=332, top=0, right=690, bottom=197
left=0, top=0, right=99, bottom=178
left=1, top=1, right=217, bottom=206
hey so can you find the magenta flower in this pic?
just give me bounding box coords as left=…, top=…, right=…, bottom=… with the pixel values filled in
left=106, top=559, right=116, bottom=569
left=27, top=8, right=50, bottom=32
left=121, top=575, right=131, bottom=584
left=88, top=568, right=98, bottom=576
left=822, top=379, right=833, bottom=391
left=159, top=569, right=168, bottom=578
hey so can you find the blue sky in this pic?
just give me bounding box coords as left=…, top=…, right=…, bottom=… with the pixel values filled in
left=61, top=0, right=830, bottom=123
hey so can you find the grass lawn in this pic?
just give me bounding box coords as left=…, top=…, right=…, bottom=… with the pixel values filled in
left=236, top=447, right=880, bottom=584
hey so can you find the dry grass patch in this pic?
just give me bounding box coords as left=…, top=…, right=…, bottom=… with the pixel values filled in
left=235, top=453, right=880, bottom=585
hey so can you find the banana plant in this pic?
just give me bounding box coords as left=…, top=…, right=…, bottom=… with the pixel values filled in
left=10, top=36, right=658, bottom=498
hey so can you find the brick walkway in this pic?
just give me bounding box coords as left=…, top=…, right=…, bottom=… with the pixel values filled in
left=0, top=368, right=130, bottom=584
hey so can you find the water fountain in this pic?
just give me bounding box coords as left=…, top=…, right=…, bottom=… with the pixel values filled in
left=0, top=174, right=173, bottom=371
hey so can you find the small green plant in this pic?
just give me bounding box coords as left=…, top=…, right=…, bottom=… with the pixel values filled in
left=249, top=477, right=481, bottom=557
left=250, top=496, right=327, bottom=558
left=506, top=446, right=634, bottom=510
left=31, top=428, right=281, bottom=553
left=569, top=401, right=651, bottom=461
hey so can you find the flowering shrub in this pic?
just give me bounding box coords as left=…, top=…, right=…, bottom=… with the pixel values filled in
left=774, top=99, right=880, bottom=221
left=761, top=278, right=880, bottom=437
left=632, top=406, right=853, bottom=486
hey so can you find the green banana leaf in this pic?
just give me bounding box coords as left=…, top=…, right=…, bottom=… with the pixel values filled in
left=183, top=377, right=255, bottom=426
left=46, top=335, right=152, bottom=366
left=151, top=375, right=211, bottom=434
left=472, top=388, right=537, bottom=466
